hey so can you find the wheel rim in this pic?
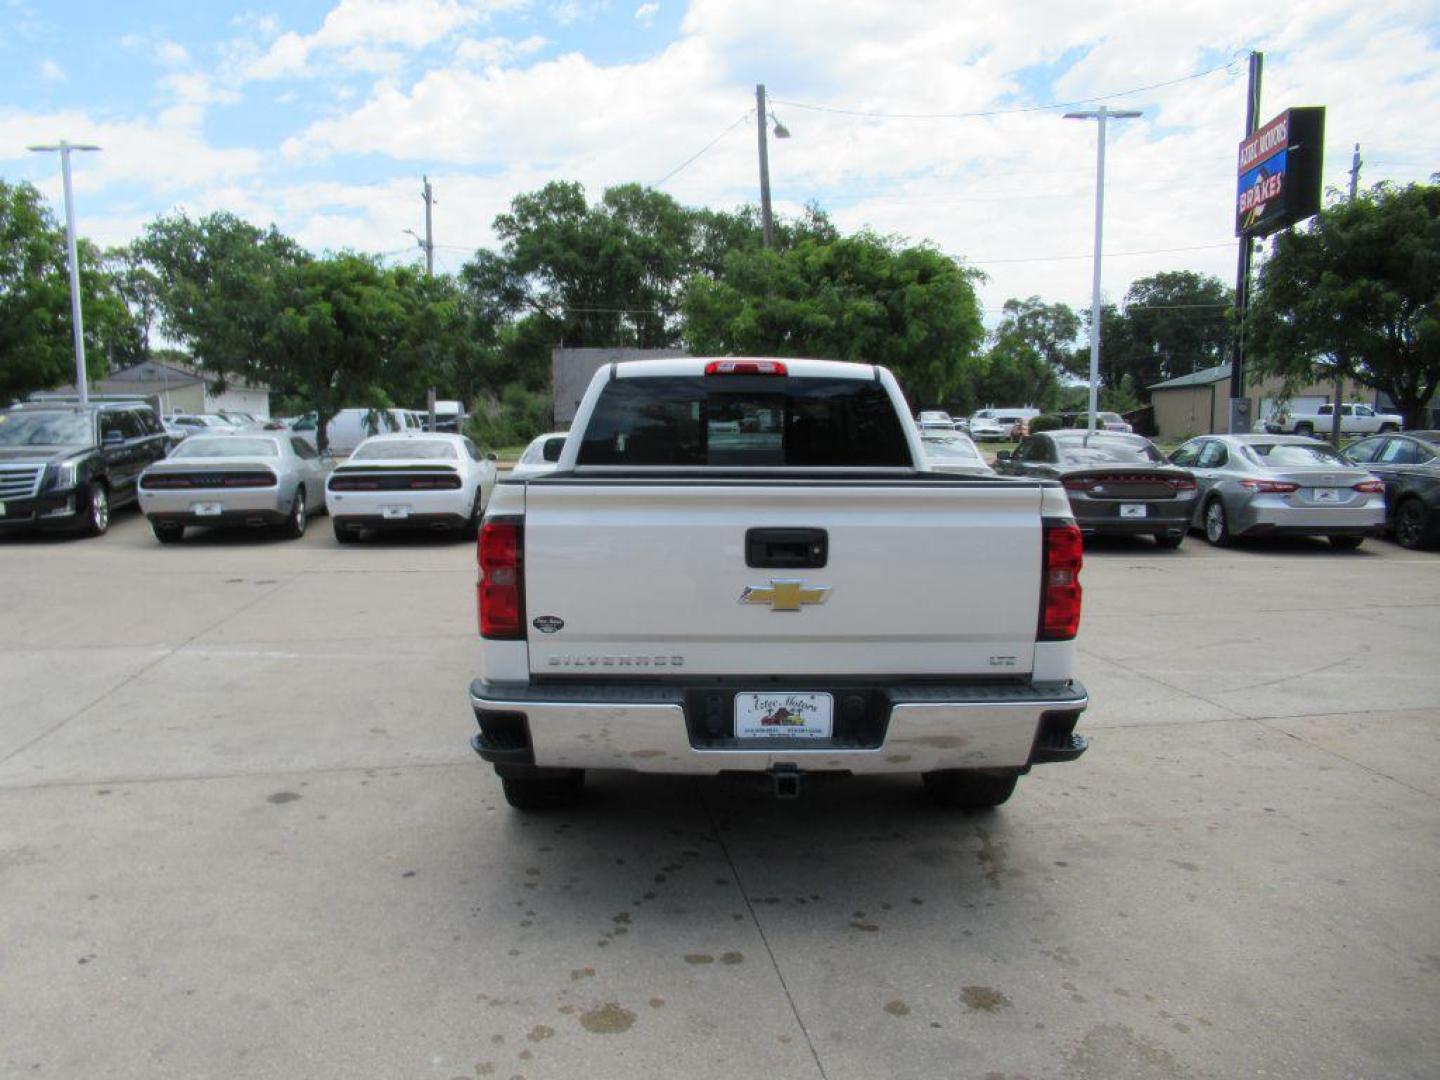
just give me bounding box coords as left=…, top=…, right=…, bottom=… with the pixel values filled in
left=1398, top=503, right=1424, bottom=546
left=92, top=487, right=109, bottom=532
left=1205, top=502, right=1224, bottom=542
left=293, top=494, right=307, bottom=533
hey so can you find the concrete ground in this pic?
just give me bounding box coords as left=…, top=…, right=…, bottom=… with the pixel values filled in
left=1, top=509, right=1437, bottom=1080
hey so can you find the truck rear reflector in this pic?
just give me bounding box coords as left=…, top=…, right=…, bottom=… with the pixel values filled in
left=1039, top=520, right=1083, bottom=641
left=478, top=517, right=524, bottom=639
left=703, top=360, right=787, bottom=376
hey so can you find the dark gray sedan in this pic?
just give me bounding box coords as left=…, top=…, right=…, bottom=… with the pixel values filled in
left=996, top=430, right=1197, bottom=547
left=1343, top=430, right=1440, bottom=549
left=1169, top=434, right=1385, bottom=549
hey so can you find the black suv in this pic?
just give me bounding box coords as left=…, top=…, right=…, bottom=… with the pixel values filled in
left=0, top=401, right=171, bottom=536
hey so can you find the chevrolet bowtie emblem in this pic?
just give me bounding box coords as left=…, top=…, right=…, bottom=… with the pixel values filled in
left=739, top=580, right=831, bottom=612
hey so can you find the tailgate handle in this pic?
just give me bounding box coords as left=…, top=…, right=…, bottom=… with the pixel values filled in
left=746, top=528, right=827, bottom=568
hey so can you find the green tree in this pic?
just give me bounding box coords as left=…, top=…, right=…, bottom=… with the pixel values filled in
left=682, top=231, right=985, bottom=407
left=264, top=254, right=416, bottom=452
left=1247, top=181, right=1440, bottom=429
left=141, top=210, right=308, bottom=378
left=1074, top=272, right=1233, bottom=392
left=0, top=179, right=138, bottom=402
left=978, top=297, right=1081, bottom=410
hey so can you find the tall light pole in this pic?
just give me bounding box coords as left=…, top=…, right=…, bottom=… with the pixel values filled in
left=755, top=84, right=790, bottom=247
left=1064, top=107, right=1141, bottom=434
left=28, top=140, right=102, bottom=405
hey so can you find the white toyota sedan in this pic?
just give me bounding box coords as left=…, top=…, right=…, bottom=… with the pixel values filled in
left=325, top=433, right=497, bottom=543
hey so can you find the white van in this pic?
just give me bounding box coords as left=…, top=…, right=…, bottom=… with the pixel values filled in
left=324, top=408, right=421, bottom=455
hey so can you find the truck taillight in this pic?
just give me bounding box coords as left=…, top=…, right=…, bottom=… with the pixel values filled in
left=1039, top=520, right=1083, bottom=641
left=478, top=517, right=524, bottom=639
left=704, top=359, right=787, bottom=376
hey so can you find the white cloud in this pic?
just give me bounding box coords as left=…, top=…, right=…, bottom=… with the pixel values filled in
left=635, top=2, right=659, bottom=27
left=454, top=34, right=548, bottom=66
left=156, top=40, right=192, bottom=67
left=39, top=59, right=65, bottom=83
left=10, top=0, right=1440, bottom=326
left=0, top=108, right=262, bottom=195
left=246, top=0, right=527, bottom=79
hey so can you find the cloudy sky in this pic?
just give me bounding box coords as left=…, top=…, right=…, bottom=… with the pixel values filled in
left=3, top=0, right=1438, bottom=320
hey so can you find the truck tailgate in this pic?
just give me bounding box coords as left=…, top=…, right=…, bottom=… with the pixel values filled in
left=522, top=479, right=1044, bottom=677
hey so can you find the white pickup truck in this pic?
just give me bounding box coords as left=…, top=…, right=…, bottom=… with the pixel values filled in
left=469, top=358, right=1089, bottom=810
left=1264, top=402, right=1402, bottom=437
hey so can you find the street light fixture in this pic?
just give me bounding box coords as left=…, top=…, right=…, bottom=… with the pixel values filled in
left=1063, top=106, right=1141, bottom=434
left=28, top=140, right=102, bottom=406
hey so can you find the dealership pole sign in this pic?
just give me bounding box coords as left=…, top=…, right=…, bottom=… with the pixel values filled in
left=1235, top=106, right=1325, bottom=237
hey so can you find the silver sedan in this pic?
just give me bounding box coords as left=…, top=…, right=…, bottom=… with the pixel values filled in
left=1168, top=434, right=1385, bottom=549
left=138, top=433, right=332, bottom=543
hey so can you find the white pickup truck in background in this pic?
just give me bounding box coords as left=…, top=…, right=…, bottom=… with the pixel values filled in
left=1263, top=402, right=1402, bottom=437
left=469, top=358, right=1088, bottom=810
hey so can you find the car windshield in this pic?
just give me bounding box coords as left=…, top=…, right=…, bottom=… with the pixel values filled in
left=173, top=437, right=279, bottom=458
left=923, top=438, right=982, bottom=462
left=1248, top=442, right=1349, bottom=467
left=1098, top=412, right=1123, bottom=423
left=352, top=439, right=457, bottom=460
left=0, top=410, right=93, bottom=447
left=1053, top=434, right=1162, bottom=464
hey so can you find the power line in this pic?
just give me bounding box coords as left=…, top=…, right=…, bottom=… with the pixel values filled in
left=651, top=111, right=754, bottom=188
left=770, top=54, right=1241, bottom=121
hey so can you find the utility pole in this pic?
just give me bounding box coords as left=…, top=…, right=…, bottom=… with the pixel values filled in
left=27, top=140, right=101, bottom=405
left=756, top=84, right=775, bottom=248
left=421, top=176, right=435, bottom=276
left=1229, top=51, right=1263, bottom=432
left=1330, top=144, right=1361, bottom=447
left=1064, top=106, right=1142, bottom=434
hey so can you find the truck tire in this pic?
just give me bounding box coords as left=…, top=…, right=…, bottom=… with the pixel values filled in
left=921, top=770, right=1018, bottom=809
left=1379, top=423, right=1399, bottom=433
left=1294, top=422, right=1314, bottom=437
left=499, top=767, right=585, bottom=810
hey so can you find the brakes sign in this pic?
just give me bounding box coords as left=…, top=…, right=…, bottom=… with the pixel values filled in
left=1236, top=111, right=1291, bottom=236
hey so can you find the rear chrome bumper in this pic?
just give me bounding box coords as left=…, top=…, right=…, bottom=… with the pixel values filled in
left=468, top=678, right=1088, bottom=775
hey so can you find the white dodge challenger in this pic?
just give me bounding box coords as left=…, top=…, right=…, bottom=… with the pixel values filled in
left=326, top=433, right=497, bottom=543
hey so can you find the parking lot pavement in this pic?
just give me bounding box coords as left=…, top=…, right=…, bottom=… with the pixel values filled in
left=2, top=514, right=1438, bottom=1079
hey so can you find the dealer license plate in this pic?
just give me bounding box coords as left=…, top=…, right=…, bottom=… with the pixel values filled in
left=735, top=692, right=833, bottom=739
left=1313, top=488, right=1340, bottom=502
left=382, top=505, right=411, bottom=520
left=191, top=502, right=223, bottom=516
left=1119, top=503, right=1147, bottom=518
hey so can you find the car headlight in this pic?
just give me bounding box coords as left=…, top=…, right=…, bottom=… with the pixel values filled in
left=48, top=460, right=81, bottom=490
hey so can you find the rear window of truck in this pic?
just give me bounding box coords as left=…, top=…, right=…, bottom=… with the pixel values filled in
left=576, top=376, right=911, bottom=467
